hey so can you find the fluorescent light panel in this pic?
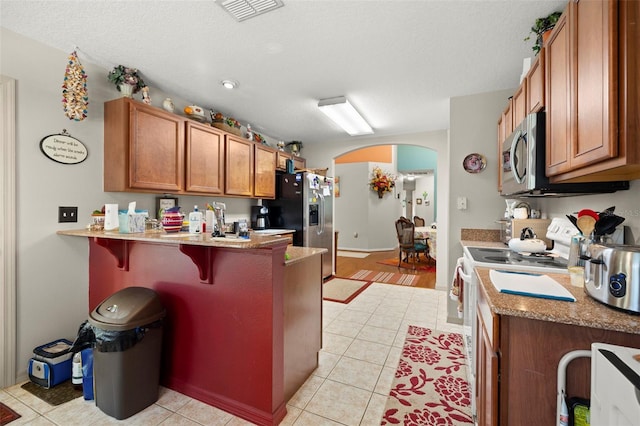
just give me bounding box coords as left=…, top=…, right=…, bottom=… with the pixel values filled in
left=318, top=97, right=373, bottom=136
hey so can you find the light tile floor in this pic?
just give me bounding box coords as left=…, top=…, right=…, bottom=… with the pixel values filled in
left=1, top=283, right=462, bottom=425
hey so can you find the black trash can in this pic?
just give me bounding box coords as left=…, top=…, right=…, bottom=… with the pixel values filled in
left=88, top=287, right=166, bottom=420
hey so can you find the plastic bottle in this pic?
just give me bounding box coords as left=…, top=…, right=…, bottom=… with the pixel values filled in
left=559, top=390, right=569, bottom=426
left=189, top=205, right=203, bottom=234
left=72, top=352, right=82, bottom=391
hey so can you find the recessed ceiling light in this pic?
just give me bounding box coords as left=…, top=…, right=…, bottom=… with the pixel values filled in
left=221, top=80, right=238, bottom=89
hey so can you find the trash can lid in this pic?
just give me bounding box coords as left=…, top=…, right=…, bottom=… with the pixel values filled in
left=88, top=287, right=166, bottom=331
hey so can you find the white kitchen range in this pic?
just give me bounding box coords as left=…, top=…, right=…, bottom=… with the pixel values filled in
left=458, top=216, right=628, bottom=419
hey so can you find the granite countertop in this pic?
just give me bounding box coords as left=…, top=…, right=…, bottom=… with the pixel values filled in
left=284, top=246, right=327, bottom=266
left=57, top=229, right=290, bottom=249
left=475, top=266, right=640, bottom=335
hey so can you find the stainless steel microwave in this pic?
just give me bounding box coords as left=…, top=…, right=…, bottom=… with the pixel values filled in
left=500, top=112, right=628, bottom=197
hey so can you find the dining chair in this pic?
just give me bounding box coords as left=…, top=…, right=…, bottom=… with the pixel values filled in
left=412, top=216, right=429, bottom=256
left=395, top=218, right=428, bottom=269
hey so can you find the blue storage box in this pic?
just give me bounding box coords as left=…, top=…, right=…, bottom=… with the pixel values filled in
left=28, top=339, right=73, bottom=388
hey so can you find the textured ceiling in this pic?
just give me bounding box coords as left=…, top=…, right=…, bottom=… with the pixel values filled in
left=1, top=0, right=566, bottom=144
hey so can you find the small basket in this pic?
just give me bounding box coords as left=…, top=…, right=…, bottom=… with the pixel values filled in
left=211, top=121, right=242, bottom=136
left=303, top=168, right=328, bottom=177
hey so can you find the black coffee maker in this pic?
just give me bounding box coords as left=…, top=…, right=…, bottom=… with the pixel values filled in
left=251, top=206, right=270, bottom=230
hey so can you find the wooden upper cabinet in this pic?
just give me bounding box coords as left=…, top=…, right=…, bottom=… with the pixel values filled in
left=502, top=101, right=513, bottom=137
left=545, top=8, right=572, bottom=176
left=104, top=98, right=184, bottom=193
left=185, top=122, right=224, bottom=194
left=225, top=135, right=254, bottom=196
left=546, top=0, right=640, bottom=182
left=276, top=151, right=290, bottom=171
left=526, top=48, right=545, bottom=113
left=277, top=151, right=307, bottom=172
left=293, top=156, right=306, bottom=170
left=512, top=81, right=527, bottom=126
left=572, top=0, right=618, bottom=168
left=254, top=145, right=276, bottom=198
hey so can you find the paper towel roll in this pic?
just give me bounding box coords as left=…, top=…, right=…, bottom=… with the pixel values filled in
left=104, top=204, right=119, bottom=231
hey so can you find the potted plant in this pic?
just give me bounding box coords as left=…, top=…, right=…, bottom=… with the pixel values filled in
left=107, top=65, right=146, bottom=97
left=524, top=11, right=562, bottom=54
left=287, top=141, right=303, bottom=156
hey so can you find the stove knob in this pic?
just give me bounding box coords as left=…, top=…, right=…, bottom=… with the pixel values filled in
left=609, top=273, right=627, bottom=298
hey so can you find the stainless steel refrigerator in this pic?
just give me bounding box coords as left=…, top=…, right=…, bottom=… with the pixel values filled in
left=266, top=172, right=334, bottom=279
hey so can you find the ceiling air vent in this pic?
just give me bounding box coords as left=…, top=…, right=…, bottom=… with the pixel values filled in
left=217, top=0, right=284, bottom=21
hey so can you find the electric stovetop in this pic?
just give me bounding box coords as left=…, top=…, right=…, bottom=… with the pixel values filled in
left=466, top=247, right=568, bottom=271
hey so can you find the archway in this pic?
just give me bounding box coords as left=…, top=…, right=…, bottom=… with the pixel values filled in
left=301, top=130, right=450, bottom=291
left=333, top=144, right=436, bottom=252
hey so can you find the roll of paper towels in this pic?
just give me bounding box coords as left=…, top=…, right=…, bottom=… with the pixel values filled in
left=104, top=204, right=119, bottom=231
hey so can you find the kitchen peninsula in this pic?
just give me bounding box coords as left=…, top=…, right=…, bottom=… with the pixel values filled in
left=58, top=229, right=326, bottom=426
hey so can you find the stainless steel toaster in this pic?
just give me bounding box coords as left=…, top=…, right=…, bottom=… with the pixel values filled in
left=585, top=244, right=640, bottom=314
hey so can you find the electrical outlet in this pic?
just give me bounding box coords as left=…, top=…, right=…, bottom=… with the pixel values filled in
left=58, top=206, right=78, bottom=223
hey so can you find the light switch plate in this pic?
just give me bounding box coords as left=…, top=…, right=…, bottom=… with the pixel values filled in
left=457, top=197, right=467, bottom=210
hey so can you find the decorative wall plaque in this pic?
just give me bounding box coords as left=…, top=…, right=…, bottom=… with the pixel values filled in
left=39, top=130, right=88, bottom=164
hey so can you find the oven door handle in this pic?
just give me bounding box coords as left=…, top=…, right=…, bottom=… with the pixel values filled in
left=458, top=257, right=473, bottom=283
left=459, top=268, right=473, bottom=284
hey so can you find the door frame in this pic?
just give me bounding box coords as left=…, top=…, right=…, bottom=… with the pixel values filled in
left=1, top=76, right=17, bottom=387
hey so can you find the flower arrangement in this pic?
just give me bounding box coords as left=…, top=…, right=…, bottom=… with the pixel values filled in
left=369, top=166, right=396, bottom=198
left=107, top=65, right=146, bottom=94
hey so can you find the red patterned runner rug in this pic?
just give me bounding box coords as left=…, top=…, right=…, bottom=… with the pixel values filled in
left=382, top=326, right=473, bottom=425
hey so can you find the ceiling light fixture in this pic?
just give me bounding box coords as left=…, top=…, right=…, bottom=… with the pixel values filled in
left=221, top=80, right=238, bottom=89
left=317, top=96, right=373, bottom=136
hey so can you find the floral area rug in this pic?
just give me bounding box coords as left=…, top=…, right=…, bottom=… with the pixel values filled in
left=382, top=326, right=473, bottom=425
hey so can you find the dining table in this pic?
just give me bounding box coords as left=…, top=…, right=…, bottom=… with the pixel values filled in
left=415, top=226, right=437, bottom=259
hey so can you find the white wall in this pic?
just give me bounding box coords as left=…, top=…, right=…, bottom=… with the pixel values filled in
left=1, top=28, right=255, bottom=382
left=335, top=161, right=402, bottom=251
left=447, top=89, right=515, bottom=321
left=412, top=174, right=435, bottom=224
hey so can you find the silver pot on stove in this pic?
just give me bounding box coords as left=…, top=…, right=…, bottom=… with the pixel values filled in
left=584, top=244, right=640, bottom=314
